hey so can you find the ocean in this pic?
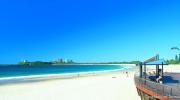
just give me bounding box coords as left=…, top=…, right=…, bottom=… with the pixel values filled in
left=0, top=65, right=128, bottom=78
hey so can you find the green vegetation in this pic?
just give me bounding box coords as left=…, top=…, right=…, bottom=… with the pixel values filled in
left=94, top=61, right=140, bottom=64
left=18, top=59, right=75, bottom=65
left=18, top=61, right=52, bottom=65
left=166, top=59, right=180, bottom=64
left=166, top=53, right=180, bottom=64
left=16, top=59, right=180, bottom=65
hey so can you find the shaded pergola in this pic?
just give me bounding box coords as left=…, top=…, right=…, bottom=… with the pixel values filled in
left=135, top=55, right=180, bottom=100
left=139, top=56, right=167, bottom=81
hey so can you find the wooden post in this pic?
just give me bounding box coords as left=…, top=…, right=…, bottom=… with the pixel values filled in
left=162, top=62, right=164, bottom=77
left=140, top=62, right=143, bottom=78
left=157, top=65, right=159, bottom=77
left=156, top=65, right=158, bottom=78
left=144, top=64, right=146, bottom=79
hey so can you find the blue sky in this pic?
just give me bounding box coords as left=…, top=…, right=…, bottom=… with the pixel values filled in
left=0, top=0, right=180, bottom=64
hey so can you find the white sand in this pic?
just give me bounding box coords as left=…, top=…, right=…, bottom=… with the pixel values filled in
left=145, top=64, right=180, bottom=73
left=0, top=71, right=140, bottom=100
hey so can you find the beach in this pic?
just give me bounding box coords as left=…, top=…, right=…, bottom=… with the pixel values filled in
left=146, top=64, right=180, bottom=73
left=1, top=65, right=180, bottom=100
left=0, top=66, right=140, bottom=100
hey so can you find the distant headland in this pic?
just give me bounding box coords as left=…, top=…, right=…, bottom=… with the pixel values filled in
left=1, top=56, right=180, bottom=66
left=16, top=59, right=141, bottom=66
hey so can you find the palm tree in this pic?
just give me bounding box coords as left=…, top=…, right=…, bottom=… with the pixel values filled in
left=171, top=47, right=180, bottom=50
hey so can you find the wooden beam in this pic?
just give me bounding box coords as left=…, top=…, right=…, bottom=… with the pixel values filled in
left=136, top=85, right=175, bottom=100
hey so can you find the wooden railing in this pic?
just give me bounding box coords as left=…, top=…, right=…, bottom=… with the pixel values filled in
left=134, top=75, right=180, bottom=100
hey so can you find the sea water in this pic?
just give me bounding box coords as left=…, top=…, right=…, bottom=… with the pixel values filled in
left=0, top=65, right=128, bottom=78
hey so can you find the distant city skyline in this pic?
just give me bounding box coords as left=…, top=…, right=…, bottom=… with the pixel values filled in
left=0, top=0, right=180, bottom=64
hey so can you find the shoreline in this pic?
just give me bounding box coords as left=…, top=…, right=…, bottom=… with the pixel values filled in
left=1, top=65, right=180, bottom=100
left=53, top=63, right=136, bottom=66
left=0, top=66, right=136, bottom=85
left=0, top=69, right=140, bottom=100
left=0, top=63, right=136, bottom=66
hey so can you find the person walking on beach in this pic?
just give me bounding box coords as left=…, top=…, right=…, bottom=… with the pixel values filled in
left=126, top=71, right=129, bottom=77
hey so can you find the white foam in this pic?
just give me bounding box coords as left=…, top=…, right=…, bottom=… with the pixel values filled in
left=0, top=66, right=132, bottom=81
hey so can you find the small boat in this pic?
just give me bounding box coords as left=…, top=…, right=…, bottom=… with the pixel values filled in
left=134, top=55, right=180, bottom=100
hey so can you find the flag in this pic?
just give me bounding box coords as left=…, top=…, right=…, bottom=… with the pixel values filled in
left=144, top=55, right=159, bottom=63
